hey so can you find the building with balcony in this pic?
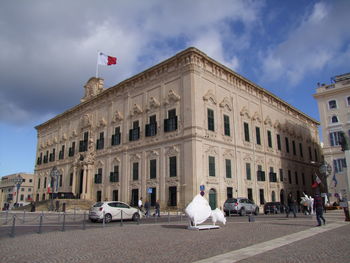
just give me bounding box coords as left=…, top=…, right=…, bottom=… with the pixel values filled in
left=34, top=47, right=320, bottom=210
left=0, top=173, right=34, bottom=209
left=313, top=73, right=350, bottom=202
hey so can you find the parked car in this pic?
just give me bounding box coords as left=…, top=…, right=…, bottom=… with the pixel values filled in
left=263, top=202, right=284, bottom=214
left=89, top=201, right=141, bottom=223
left=223, top=197, right=259, bottom=216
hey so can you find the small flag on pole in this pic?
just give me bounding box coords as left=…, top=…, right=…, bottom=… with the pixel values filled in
left=47, top=183, right=51, bottom=194
left=315, top=176, right=321, bottom=184
left=97, top=52, right=117, bottom=66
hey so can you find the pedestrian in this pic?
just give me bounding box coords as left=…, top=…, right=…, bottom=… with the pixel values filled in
left=153, top=200, right=160, bottom=217
left=138, top=197, right=143, bottom=213
left=314, top=193, right=326, bottom=226
left=144, top=200, right=150, bottom=217
left=55, top=200, right=60, bottom=212
left=286, top=193, right=296, bottom=218
left=30, top=201, right=36, bottom=212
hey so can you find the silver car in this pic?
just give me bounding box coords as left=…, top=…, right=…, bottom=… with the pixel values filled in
left=89, top=201, right=141, bottom=223
left=224, top=197, right=259, bottom=216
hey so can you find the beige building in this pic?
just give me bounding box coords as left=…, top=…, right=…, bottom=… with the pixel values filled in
left=0, top=173, right=34, bottom=209
left=314, top=73, right=350, bottom=202
left=34, top=47, right=320, bottom=210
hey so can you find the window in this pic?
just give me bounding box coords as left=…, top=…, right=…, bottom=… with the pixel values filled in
left=111, top=127, right=121, bottom=146
left=207, top=109, right=215, bottom=131
left=259, top=189, right=265, bottom=205
left=267, top=130, right=272, bottom=148
left=276, top=134, right=281, bottom=150
left=329, top=131, right=342, bottom=146
left=244, top=122, right=250, bottom=142
left=168, top=186, right=177, bottom=206
left=223, top=115, right=230, bottom=136
left=150, top=159, right=157, bottom=179
left=225, top=159, right=232, bottom=178
left=257, top=165, right=265, bottom=181
left=110, top=166, right=119, bottom=182
left=308, top=146, right=312, bottom=160
left=68, top=142, right=75, bottom=157
left=164, top=109, right=177, bottom=132
left=227, top=187, right=233, bottom=199
left=79, top=132, right=89, bottom=152
left=129, top=121, right=140, bottom=141
left=328, top=100, right=337, bottom=109
left=209, top=156, right=216, bottom=177
left=331, top=116, right=338, bottom=123
left=169, top=156, right=177, bottom=177
left=269, top=167, right=277, bottom=182
left=59, top=174, right=62, bottom=187
left=279, top=169, right=283, bottom=182
left=285, top=137, right=290, bottom=153
left=38, top=178, right=41, bottom=189
left=112, top=190, right=118, bottom=201
left=132, top=163, right=139, bottom=180
left=271, top=191, right=276, bottom=202
left=49, top=148, right=55, bottom=162
left=292, top=140, right=296, bottom=155
left=94, top=168, right=102, bottom=184
left=256, top=127, right=261, bottom=145
left=59, top=145, right=65, bottom=160
left=96, top=132, right=104, bottom=150
left=247, top=188, right=253, bottom=202
left=299, top=143, right=303, bottom=158
left=96, top=191, right=102, bottom=202
left=246, top=163, right=251, bottom=180
left=333, top=158, right=347, bottom=173
left=295, top=172, right=299, bottom=185
left=288, top=170, right=292, bottom=184
left=146, top=115, right=157, bottom=137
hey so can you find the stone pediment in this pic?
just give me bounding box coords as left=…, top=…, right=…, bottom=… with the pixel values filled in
left=130, top=104, right=143, bottom=117
left=97, top=118, right=107, bottom=127
left=164, top=89, right=180, bottom=105
left=203, top=90, right=217, bottom=105
left=146, top=97, right=160, bottom=111
left=112, top=111, right=124, bottom=123
left=252, top=112, right=261, bottom=123
left=264, top=116, right=273, bottom=127
left=81, top=77, right=104, bottom=102
left=240, top=106, right=250, bottom=119
left=80, top=114, right=92, bottom=129
left=219, top=97, right=232, bottom=111
left=166, top=145, right=179, bottom=156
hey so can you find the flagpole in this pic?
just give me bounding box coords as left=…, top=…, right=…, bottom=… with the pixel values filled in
left=96, top=50, right=99, bottom=78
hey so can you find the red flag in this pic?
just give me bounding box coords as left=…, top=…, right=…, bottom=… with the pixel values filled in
left=311, top=182, right=319, bottom=188
left=47, top=184, right=51, bottom=194
left=98, top=52, right=117, bottom=66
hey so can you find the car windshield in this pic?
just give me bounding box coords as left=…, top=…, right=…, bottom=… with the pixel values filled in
left=93, top=202, right=104, bottom=207
left=225, top=198, right=237, bottom=203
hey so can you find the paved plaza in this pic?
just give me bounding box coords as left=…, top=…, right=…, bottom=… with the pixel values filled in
left=0, top=210, right=349, bottom=263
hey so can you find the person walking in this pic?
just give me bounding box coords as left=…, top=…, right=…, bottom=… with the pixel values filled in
left=153, top=200, right=160, bottom=217
left=138, top=197, right=143, bottom=213
left=286, top=193, right=296, bottom=218
left=144, top=200, right=150, bottom=217
left=314, top=193, right=326, bottom=226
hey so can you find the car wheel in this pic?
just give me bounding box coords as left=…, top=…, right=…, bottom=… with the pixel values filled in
left=239, top=208, right=246, bottom=216
left=132, top=212, right=140, bottom=221
left=90, top=219, right=97, bottom=223
left=254, top=208, right=259, bottom=216
left=104, top=213, right=112, bottom=223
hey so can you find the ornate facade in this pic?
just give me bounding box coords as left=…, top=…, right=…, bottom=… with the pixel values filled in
left=34, top=47, right=320, bottom=209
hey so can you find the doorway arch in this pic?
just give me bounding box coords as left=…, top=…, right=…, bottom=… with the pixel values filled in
left=209, top=188, right=217, bottom=210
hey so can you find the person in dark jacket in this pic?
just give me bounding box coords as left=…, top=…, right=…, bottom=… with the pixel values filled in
left=144, top=200, right=150, bottom=217
left=314, top=193, right=326, bottom=226
left=286, top=193, right=296, bottom=218
left=153, top=200, right=160, bottom=217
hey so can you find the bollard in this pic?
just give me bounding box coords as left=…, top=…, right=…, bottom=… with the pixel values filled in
left=120, top=210, right=123, bottom=227
left=73, top=208, right=76, bottom=222
left=9, top=215, right=16, bottom=238
left=23, top=209, right=26, bottom=224
left=61, top=213, right=66, bottom=232
left=38, top=213, right=43, bottom=234
left=5, top=210, right=9, bottom=225
left=168, top=210, right=170, bottom=224
left=102, top=211, right=105, bottom=227
left=82, top=211, right=86, bottom=230
left=248, top=214, right=255, bottom=222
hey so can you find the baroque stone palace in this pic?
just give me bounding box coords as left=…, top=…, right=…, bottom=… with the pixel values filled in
left=34, top=47, right=321, bottom=209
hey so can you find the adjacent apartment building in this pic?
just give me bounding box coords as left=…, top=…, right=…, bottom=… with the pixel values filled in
left=0, top=173, right=34, bottom=209
left=34, top=47, right=320, bottom=210
left=314, top=72, right=350, bottom=202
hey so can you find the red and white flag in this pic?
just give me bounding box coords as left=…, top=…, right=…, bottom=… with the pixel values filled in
left=47, top=183, right=51, bottom=194
left=97, top=52, right=117, bottom=66
left=315, top=176, right=322, bottom=184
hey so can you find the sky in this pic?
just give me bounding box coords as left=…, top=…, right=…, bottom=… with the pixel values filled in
left=0, top=0, right=349, bottom=176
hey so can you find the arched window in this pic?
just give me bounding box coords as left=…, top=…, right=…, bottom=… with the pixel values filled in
left=328, top=100, right=337, bottom=109
left=331, top=116, right=338, bottom=123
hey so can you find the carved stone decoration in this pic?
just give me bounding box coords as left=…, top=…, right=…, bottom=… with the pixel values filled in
left=130, top=104, right=143, bottom=117
left=98, top=118, right=107, bottom=127
left=96, top=160, right=104, bottom=168
left=130, top=153, right=141, bottom=162
left=80, top=114, right=92, bottom=129
left=203, top=90, right=217, bottom=105
left=146, top=97, right=160, bottom=111
left=240, top=106, right=250, bottom=119
left=243, top=154, right=253, bottom=162
left=81, top=77, right=104, bottom=102
left=112, top=157, right=121, bottom=163
left=264, top=116, right=273, bottom=127
left=252, top=112, right=262, bottom=123
left=61, top=133, right=67, bottom=141
left=267, top=158, right=275, bottom=166
left=274, top=120, right=281, bottom=130
left=53, top=137, right=58, bottom=144
left=164, top=89, right=181, bottom=105
left=219, top=97, right=232, bottom=111
left=223, top=150, right=234, bottom=158
left=256, top=158, right=264, bottom=165
left=166, top=145, right=179, bottom=156
left=205, top=146, right=218, bottom=156
left=112, top=111, right=124, bottom=123
left=147, top=150, right=159, bottom=158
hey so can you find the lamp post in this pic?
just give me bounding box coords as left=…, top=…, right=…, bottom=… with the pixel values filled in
left=14, top=175, right=24, bottom=207
left=49, top=166, right=60, bottom=211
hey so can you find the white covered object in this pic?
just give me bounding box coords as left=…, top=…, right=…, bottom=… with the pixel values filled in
left=211, top=208, right=226, bottom=225
left=185, top=194, right=212, bottom=226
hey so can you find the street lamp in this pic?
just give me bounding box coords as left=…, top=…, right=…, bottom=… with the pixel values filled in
left=49, top=166, right=60, bottom=211
left=14, top=175, right=24, bottom=207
